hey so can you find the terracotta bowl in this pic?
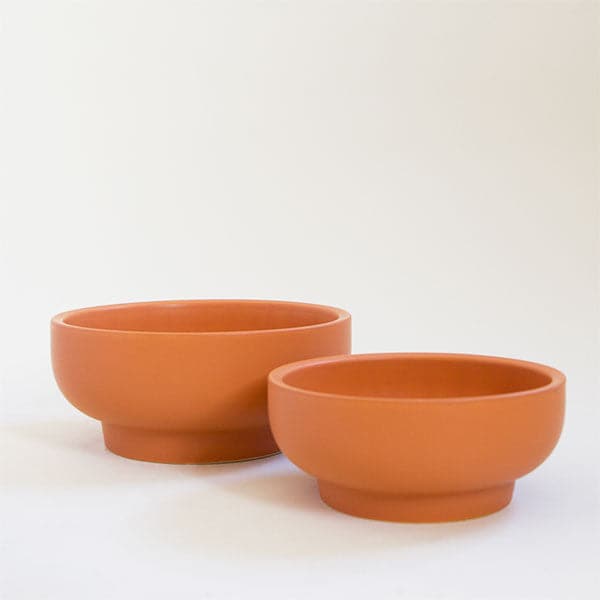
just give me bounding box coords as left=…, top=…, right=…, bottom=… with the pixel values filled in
left=51, top=299, right=351, bottom=464
left=269, top=353, right=565, bottom=522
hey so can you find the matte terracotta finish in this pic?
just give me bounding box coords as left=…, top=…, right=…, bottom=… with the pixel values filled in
left=268, top=353, right=565, bottom=522
left=52, top=300, right=351, bottom=463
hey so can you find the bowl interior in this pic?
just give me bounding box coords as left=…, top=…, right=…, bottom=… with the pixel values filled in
left=62, top=301, right=342, bottom=333
left=282, top=355, right=554, bottom=399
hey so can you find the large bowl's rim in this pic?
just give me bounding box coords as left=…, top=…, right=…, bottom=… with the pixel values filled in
left=269, top=352, right=566, bottom=404
left=51, top=299, right=350, bottom=336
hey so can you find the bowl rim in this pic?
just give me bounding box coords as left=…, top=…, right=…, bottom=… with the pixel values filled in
left=51, top=299, right=350, bottom=336
left=269, top=352, right=566, bottom=404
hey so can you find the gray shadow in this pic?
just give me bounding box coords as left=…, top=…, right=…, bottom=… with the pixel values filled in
left=138, top=457, right=514, bottom=559
left=0, top=419, right=275, bottom=489
left=4, top=418, right=517, bottom=560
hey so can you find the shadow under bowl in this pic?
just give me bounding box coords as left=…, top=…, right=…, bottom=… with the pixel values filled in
left=268, top=352, right=565, bottom=523
left=51, top=299, right=351, bottom=464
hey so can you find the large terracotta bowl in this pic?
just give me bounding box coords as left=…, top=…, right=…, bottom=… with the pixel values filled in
left=269, top=353, right=565, bottom=522
left=51, top=299, right=350, bottom=463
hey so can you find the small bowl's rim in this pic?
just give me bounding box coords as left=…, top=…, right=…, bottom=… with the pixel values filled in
left=269, top=352, right=566, bottom=404
left=51, top=299, right=350, bottom=336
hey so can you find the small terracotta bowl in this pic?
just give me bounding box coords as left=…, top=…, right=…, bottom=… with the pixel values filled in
left=269, top=353, right=565, bottom=522
left=51, top=299, right=350, bottom=464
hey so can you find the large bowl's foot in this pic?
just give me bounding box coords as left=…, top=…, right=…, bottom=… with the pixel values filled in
left=102, top=423, right=279, bottom=464
left=318, top=481, right=515, bottom=522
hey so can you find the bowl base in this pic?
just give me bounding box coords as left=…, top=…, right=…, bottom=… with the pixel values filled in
left=102, top=423, right=279, bottom=464
left=318, top=481, right=515, bottom=522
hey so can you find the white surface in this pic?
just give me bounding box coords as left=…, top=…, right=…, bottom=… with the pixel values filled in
left=1, top=1, right=598, bottom=599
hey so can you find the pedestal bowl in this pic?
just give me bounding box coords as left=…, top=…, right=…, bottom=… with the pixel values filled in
left=52, top=299, right=351, bottom=463
left=269, top=353, right=565, bottom=522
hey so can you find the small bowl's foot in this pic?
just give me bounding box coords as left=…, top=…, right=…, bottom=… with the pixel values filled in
left=102, top=423, right=279, bottom=464
left=318, top=481, right=515, bottom=522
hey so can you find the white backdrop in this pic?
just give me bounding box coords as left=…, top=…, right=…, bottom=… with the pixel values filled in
left=1, top=1, right=598, bottom=599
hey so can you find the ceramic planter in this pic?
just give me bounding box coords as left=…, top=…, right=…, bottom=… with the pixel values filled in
left=51, top=299, right=351, bottom=463
left=269, top=353, right=565, bottom=522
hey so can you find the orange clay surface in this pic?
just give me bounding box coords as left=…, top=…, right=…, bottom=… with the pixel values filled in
left=269, top=353, right=565, bottom=522
left=52, top=299, right=351, bottom=463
